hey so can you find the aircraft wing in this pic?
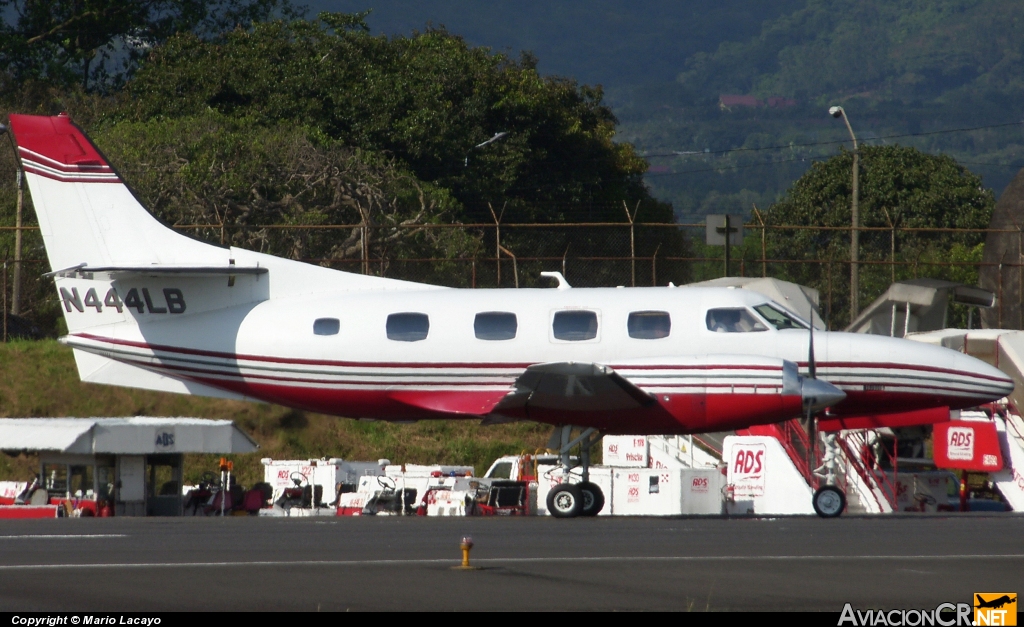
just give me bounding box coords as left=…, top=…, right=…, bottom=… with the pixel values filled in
left=494, top=362, right=655, bottom=413
left=388, top=362, right=652, bottom=419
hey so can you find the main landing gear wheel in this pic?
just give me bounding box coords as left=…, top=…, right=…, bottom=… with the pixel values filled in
left=578, top=481, right=605, bottom=517
left=813, top=486, right=846, bottom=518
left=547, top=484, right=583, bottom=518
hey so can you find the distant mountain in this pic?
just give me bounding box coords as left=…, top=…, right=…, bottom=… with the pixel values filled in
left=315, top=1, right=805, bottom=88
left=679, top=0, right=1024, bottom=109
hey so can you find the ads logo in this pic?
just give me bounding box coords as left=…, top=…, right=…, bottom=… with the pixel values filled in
left=974, top=593, right=1016, bottom=626
left=730, top=443, right=766, bottom=497
left=154, top=431, right=174, bottom=450
left=947, top=427, right=975, bottom=461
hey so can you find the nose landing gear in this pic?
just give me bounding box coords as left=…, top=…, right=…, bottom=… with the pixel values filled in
left=812, top=431, right=846, bottom=518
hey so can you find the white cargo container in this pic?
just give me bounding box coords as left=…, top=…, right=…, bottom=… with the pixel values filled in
left=603, top=435, right=649, bottom=467
left=610, top=468, right=724, bottom=516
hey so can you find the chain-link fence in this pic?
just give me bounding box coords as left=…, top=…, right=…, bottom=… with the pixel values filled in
left=2, top=221, right=1022, bottom=336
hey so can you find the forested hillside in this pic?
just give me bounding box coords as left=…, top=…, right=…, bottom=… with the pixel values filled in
left=333, top=0, right=1024, bottom=221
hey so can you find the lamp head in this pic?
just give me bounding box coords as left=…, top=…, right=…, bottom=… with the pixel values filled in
left=829, top=106, right=844, bottom=118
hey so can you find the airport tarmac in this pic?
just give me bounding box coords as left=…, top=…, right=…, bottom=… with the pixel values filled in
left=0, top=515, right=1021, bottom=611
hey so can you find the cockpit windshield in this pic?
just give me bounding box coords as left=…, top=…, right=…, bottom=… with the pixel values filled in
left=705, top=308, right=768, bottom=333
left=753, top=303, right=810, bottom=330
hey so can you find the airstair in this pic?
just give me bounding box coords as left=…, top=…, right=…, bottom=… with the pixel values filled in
left=909, top=329, right=1024, bottom=510
left=992, top=406, right=1024, bottom=509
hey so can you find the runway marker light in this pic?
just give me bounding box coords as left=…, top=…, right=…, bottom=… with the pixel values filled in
left=453, top=535, right=480, bottom=570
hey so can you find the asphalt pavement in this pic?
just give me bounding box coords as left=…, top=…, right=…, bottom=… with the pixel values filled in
left=0, top=514, right=1021, bottom=611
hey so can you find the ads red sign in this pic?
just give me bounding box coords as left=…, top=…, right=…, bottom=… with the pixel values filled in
left=932, top=420, right=1003, bottom=472
left=730, top=444, right=766, bottom=497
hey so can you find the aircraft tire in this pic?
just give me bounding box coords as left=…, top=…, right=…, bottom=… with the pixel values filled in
left=578, top=481, right=605, bottom=517
left=547, top=484, right=583, bottom=518
left=812, top=485, right=846, bottom=518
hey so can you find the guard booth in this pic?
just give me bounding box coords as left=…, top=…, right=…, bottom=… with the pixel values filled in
left=0, top=417, right=259, bottom=516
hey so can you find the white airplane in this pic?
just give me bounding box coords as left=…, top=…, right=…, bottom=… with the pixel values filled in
left=5, top=113, right=1014, bottom=517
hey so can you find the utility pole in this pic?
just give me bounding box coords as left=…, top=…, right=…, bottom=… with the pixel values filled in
left=12, top=167, right=22, bottom=315
left=0, top=124, right=22, bottom=315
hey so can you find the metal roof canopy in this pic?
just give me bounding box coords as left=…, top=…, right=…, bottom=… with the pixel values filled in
left=846, top=278, right=996, bottom=337
left=0, top=417, right=259, bottom=454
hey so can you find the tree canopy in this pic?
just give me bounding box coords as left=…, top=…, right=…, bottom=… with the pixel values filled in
left=0, top=0, right=300, bottom=91
left=764, top=144, right=994, bottom=327
left=119, top=12, right=666, bottom=223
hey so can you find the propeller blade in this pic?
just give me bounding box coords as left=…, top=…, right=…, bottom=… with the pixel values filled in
left=808, top=322, right=817, bottom=379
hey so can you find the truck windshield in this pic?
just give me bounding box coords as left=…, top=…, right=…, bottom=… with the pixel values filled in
left=486, top=462, right=513, bottom=479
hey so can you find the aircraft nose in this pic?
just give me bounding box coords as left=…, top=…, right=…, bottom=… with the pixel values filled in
left=955, top=352, right=1015, bottom=401
left=802, top=377, right=846, bottom=413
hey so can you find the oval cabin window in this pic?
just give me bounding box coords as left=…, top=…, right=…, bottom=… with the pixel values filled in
left=552, top=310, right=598, bottom=341
left=474, top=312, right=518, bottom=340
left=628, top=311, right=671, bottom=339
left=313, top=318, right=340, bottom=336
left=387, top=313, right=430, bottom=342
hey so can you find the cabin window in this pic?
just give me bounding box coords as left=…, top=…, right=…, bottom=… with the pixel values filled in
left=475, top=312, right=518, bottom=340
left=753, top=304, right=809, bottom=330
left=705, top=308, right=768, bottom=333
left=552, top=310, right=599, bottom=341
left=387, top=313, right=430, bottom=342
left=313, top=318, right=340, bottom=336
left=628, top=311, right=671, bottom=339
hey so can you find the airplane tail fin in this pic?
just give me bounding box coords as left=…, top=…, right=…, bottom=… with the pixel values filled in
left=8, top=113, right=229, bottom=272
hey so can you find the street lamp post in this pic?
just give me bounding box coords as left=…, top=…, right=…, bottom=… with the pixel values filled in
left=829, top=106, right=860, bottom=319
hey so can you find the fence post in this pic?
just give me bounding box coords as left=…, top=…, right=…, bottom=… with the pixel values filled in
left=753, top=205, right=767, bottom=278
left=1016, top=218, right=1023, bottom=329
left=651, top=243, right=660, bottom=287
left=471, top=259, right=476, bottom=289
left=883, top=208, right=896, bottom=285
left=623, top=200, right=639, bottom=287
left=489, top=203, right=506, bottom=287
left=361, top=221, right=369, bottom=275
left=999, top=263, right=1004, bottom=328
left=499, top=245, right=518, bottom=288
left=11, top=167, right=22, bottom=315
left=2, top=257, right=7, bottom=343
left=827, top=259, right=833, bottom=330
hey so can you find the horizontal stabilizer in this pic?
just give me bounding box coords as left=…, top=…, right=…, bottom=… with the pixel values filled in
left=495, top=362, right=655, bottom=413
left=47, top=263, right=267, bottom=279
left=71, top=348, right=258, bottom=401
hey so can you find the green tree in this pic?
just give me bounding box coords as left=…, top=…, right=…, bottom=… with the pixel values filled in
left=120, top=12, right=667, bottom=223
left=764, top=145, right=994, bottom=328
left=0, top=0, right=301, bottom=91
left=92, top=112, right=480, bottom=280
